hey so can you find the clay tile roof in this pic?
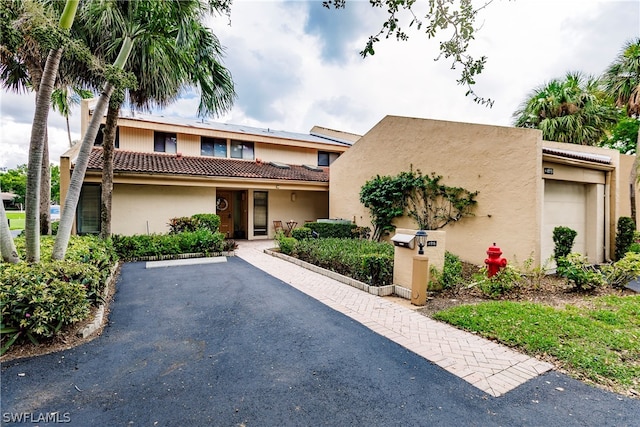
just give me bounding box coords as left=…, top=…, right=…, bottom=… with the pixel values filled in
left=84, top=148, right=329, bottom=182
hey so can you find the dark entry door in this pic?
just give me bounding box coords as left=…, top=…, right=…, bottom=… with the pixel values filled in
left=217, top=191, right=232, bottom=238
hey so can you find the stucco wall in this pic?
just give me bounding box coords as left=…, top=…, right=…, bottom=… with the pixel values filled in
left=329, top=116, right=543, bottom=266
left=112, top=184, right=217, bottom=235
left=268, top=190, right=329, bottom=238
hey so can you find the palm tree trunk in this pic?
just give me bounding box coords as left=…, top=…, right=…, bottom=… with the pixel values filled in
left=25, top=47, right=63, bottom=262
left=52, top=35, right=134, bottom=260
left=52, top=82, right=115, bottom=260
left=100, top=103, right=119, bottom=239
left=40, top=133, right=51, bottom=236
left=0, top=185, right=20, bottom=264
left=66, top=115, right=73, bottom=147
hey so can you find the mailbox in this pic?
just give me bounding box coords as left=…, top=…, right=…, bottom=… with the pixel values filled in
left=391, top=233, right=416, bottom=249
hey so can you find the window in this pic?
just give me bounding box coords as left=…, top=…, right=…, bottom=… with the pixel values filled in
left=318, top=151, right=339, bottom=166
left=154, top=131, right=177, bottom=153
left=253, top=191, right=268, bottom=236
left=231, top=140, right=254, bottom=160
left=94, top=124, right=119, bottom=148
left=201, top=137, right=227, bottom=157
left=77, top=184, right=101, bottom=235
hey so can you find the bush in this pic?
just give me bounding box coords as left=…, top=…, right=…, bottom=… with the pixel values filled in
left=601, top=252, right=640, bottom=288
left=168, top=213, right=221, bottom=234
left=304, top=222, right=354, bottom=239
left=1, top=236, right=117, bottom=355
left=472, top=265, right=521, bottom=298
left=553, top=226, right=577, bottom=263
left=429, top=251, right=464, bottom=291
left=291, top=227, right=313, bottom=240
left=556, top=253, right=605, bottom=291
left=292, top=238, right=394, bottom=286
left=112, top=230, right=225, bottom=259
left=615, top=217, right=636, bottom=260
left=360, top=253, right=394, bottom=286
left=275, top=231, right=297, bottom=255
left=191, top=213, right=221, bottom=233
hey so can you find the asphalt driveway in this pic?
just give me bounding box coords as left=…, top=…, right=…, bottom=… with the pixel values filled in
left=2, top=258, right=639, bottom=426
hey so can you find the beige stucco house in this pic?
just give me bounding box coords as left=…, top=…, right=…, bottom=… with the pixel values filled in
left=60, top=99, right=359, bottom=239
left=329, top=115, right=638, bottom=267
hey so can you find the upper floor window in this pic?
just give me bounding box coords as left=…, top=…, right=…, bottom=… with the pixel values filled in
left=318, top=151, right=339, bottom=166
left=231, top=140, right=254, bottom=160
left=94, top=124, right=119, bottom=148
left=202, top=137, right=227, bottom=157
left=154, top=131, right=177, bottom=154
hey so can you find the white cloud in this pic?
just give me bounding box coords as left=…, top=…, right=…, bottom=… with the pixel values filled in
left=1, top=0, right=638, bottom=169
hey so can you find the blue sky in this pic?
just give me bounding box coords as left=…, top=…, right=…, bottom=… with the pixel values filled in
left=1, top=0, right=639, bottom=169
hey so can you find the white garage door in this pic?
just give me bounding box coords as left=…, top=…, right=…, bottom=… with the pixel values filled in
left=542, top=180, right=587, bottom=265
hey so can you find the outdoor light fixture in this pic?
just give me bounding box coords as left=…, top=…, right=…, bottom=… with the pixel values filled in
left=415, top=230, right=427, bottom=255
left=291, top=192, right=297, bottom=202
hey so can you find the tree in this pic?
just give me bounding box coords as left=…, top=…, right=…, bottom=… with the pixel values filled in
left=0, top=183, right=20, bottom=264
left=602, top=38, right=640, bottom=224
left=51, top=86, right=94, bottom=147
left=360, top=173, right=412, bottom=241
left=0, top=165, right=28, bottom=207
left=71, top=4, right=236, bottom=239
left=512, top=71, right=618, bottom=145
left=600, top=116, right=640, bottom=155
left=52, top=0, right=233, bottom=259
left=325, top=0, right=496, bottom=106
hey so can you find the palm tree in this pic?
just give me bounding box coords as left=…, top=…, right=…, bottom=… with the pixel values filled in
left=52, top=0, right=233, bottom=259
left=0, top=0, right=80, bottom=261
left=513, top=71, right=618, bottom=146
left=51, top=86, right=94, bottom=147
left=602, top=38, right=640, bottom=223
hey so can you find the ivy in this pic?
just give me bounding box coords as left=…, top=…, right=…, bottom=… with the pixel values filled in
left=360, top=169, right=478, bottom=240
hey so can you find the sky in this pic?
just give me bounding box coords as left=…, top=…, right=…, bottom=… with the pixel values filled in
left=1, top=0, right=639, bottom=170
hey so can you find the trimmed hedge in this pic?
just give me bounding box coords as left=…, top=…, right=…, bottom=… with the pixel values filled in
left=282, top=237, right=394, bottom=286
left=112, top=229, right=226, bottom=260
left=303, top=222, right=370, bottom=239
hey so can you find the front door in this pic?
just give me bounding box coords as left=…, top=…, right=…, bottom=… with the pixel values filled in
left=217, top=191, right=233, bottom=237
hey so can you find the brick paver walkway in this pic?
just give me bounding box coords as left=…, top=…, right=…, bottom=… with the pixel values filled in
left=236, top=240, right=554, bottom=397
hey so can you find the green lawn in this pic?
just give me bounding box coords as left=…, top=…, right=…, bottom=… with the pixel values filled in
left=5, top=212, right=25, bottom=230
left=433, top=295, right=640, bottom=397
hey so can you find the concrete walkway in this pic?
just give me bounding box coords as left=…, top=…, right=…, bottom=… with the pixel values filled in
left=236, top=240, right=554, bottom=397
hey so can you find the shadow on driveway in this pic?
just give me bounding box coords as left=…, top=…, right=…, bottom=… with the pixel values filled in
left=2, top=258, right=639, bottom=426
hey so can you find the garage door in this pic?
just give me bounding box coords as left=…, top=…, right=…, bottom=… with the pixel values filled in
left=542, top=180, right=587, bottom=266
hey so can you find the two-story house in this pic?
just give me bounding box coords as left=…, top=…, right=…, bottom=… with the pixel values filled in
left=59, top=99, right=359, bottom=239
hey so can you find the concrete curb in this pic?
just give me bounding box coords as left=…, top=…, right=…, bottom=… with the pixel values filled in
left=77, top=262, right=121, bottom=339
left=265, top=248, right=409, bottom=299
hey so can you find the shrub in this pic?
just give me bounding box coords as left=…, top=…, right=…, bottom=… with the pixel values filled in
left=351, top=226, right=371, bottom=240
left=615, top=217, right=636, bottom=260
left=112, top=230, right=225, bottom=259
left=168, top=216, right=199, bottom=234
left=472, top=265, right=521, bottom=298
left=556, top=253, right=605, bottom=291
left=191, top=213, right=221, bottom=233
left=304, top=222, right=354, bottom=239
left=0, top=236, right=117, bottom=355
left=292, top=238, right=394, bottom=286
left=430, top=251, right=464, bottom=291
left=291, top=227, right=313, bottom=240
left=601, top=252, right=640, bottom=288
left=360, top=253, right=394, bottom=286
left=553, top=226, right=577, bottom=263
left=275, top=232, right=297, bottom=255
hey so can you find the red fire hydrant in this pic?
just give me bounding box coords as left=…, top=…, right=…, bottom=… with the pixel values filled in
left=485, top=243, right=507, bottom=278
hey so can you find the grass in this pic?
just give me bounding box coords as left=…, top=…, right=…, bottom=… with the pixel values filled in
left=433, top=295, right=640, bottom=396
left=5, top=212, right=25, bottom=230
